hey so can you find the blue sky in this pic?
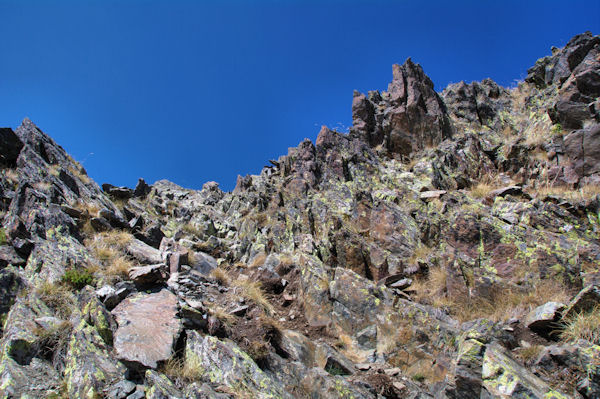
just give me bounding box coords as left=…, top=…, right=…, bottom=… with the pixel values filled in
left=1, top=1, right=598, bottom=191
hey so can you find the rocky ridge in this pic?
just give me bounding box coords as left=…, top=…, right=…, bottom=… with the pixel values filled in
left=0, top=32, right=599, bottom=398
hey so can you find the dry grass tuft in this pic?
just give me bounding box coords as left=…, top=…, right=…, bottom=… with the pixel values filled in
left=232, top=279, right=274, bottom=315
left=532, top=184, right=600, bottom=202
left=515, top=344, right=545, bottom=365
left=182, top=222, right=204, bottom=238
left=249, top=253, right=267, bottom=268
left=48, top=164, right=61, bottom=177
left=210, top=267, right=230, bottom=286
left=411, top=270, right=571, bottom=323
left=84, top=231, right=134, bottom=280
left=106, top=255, right=134, bottom=279
left=36, top=282, right=75, bottom=319
left=334, top=333, right=354, bottom=350
left=469, top=183, right=495, bottom=199
left=207, top=303, right=236, bottom=326
left=33, top=181, right=51, bottom=192
left=161, top=356, right=203, bottom=383
left=68, top=166, right=90, bottom=185
left=561, top=306, right=600, bottom=345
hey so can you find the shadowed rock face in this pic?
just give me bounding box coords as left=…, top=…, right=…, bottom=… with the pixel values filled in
left=0, top=32, right=599, bottom=398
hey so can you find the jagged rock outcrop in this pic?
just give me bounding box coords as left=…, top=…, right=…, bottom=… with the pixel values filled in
left=442, top=78, right=512, bottom=129
left=351, top=58, right=454, bottom=157
left=0, top=32, right=599, bottom=398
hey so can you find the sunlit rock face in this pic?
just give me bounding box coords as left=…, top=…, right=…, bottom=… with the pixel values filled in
left=0, top=32, right=599, bottom=398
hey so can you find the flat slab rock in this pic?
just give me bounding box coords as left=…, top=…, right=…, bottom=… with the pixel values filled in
left=111, top=289, right=181, bottom=369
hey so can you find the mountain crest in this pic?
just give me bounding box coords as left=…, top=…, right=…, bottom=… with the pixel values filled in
left=0, top=32, right=599, bottom=398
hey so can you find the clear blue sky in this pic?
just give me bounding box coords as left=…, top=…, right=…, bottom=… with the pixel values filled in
left=1, top=1, right=598, bottom=191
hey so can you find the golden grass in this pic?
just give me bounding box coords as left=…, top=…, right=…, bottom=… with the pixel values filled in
left=334, top=333, right=353, bottom=350
left=48, top=164, right=60, bottom=177
left=161, top=356, right=203, bottom=383
left=106, top=255, right=134, bottom=279
left=411, top=269, right=571, bottom=323
left=67, top=166, right=90, bottom=185
left=84, top=231, right=134, bottom=280
left=531, top=184, right=600, bottom=202
left=515, top=344, right=545, bottom=365
left=469, top=183, right=494, bottom=199
left=36, top=282, right=75, bottom=319
left=207, top=303, right=236, bottom=326
left=33, top=181, right=51, bottom=192
left=210, top=267, right=230, bottom=286
left=249, top=253, right=267, bottom=268
left=232, top=279, right=274, bottom=315
left=182, top=222, right=204, bottom=238
left=561, top=306, right=600, bottom=345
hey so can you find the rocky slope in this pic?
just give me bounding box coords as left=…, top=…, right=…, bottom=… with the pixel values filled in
left=0, top=31, right=599, bottom=399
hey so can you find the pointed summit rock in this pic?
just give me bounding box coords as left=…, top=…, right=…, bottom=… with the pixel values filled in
left=352, top=58, right=453, bottom=156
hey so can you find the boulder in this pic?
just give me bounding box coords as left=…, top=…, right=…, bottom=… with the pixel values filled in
left=64, top=320, right=128, bottom=399
left=144, top=370, right=182, bottom=399
left=0, top=245, right=26, bottom=268
left=442, top=78, right=512, bottom=129
left=102, top=183, right=134, bottom=199
left=562, top=284, right=600, bottom=321
left=135, top=223, right=165, bottom=249
left=112, top=289, right=181, bottom=370
left=525, top=302, right=566, bottom=336
left=352, top=58, right=453, bottom=156
left=133, top=178, right=151, bottom=198
left=190, top=251, right=217, bottom=275
left=126, top=238, right=163, bottom=264
left=482, top=343, right=569, bottom=398
left=128, top=264, right=169, bottom=286
left=564, top=124, right=600, bottom=178
left=90, top=216, right=111, bottom=232
left=184, top=330, right=293, bottom=399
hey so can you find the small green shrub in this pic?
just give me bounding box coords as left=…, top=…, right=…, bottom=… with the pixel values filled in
left=0, top=228, right=6, bottom=246
left=62, top=269, right=94, bottom=290
left=324, top=362, right=348, bottom=376
left=551, top=123, right=563, bottom=134
left=412, top=373, right=426, bottom=382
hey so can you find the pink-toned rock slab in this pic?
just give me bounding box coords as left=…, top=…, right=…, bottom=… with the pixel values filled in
left=111, top=289, right=181, bottom=369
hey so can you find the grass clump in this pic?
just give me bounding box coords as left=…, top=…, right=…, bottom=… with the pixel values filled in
left=411, top=269, right=571, bottom=323
left=515, top=344, right=545, bottom=365
left=68, top=166, right=90, bottom=185
left=561, top=306, right=600, bottom=345
left=208, top=304, right=236, bottom=326
left=232, top=279, right=273, bottom=315
left=0, top=228, right=6, bottom=246
left=36, top=282, right=75, bottom=319
left=469, top=183, right=495, bottom=199
left=181, top=222, right=204, bottom=238
left=161, top=355, right=204, bottom=384
left=106, top=255, right=134, bottom=279
left=210, top=267, right=230, bottom=286
left=249, top=253, right=267, bottom=268
left=531, top=184, right=600, bottom=202
left=84, top=231, right=134, bottom=280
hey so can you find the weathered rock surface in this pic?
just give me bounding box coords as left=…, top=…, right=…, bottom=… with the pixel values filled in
left=0, top=32, right=599, bottom=398
left=351, top=58, right=453, bottom=156
left=185, top=330, right=293, bottom=399
left=112, top=289, right=181, bottom=369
